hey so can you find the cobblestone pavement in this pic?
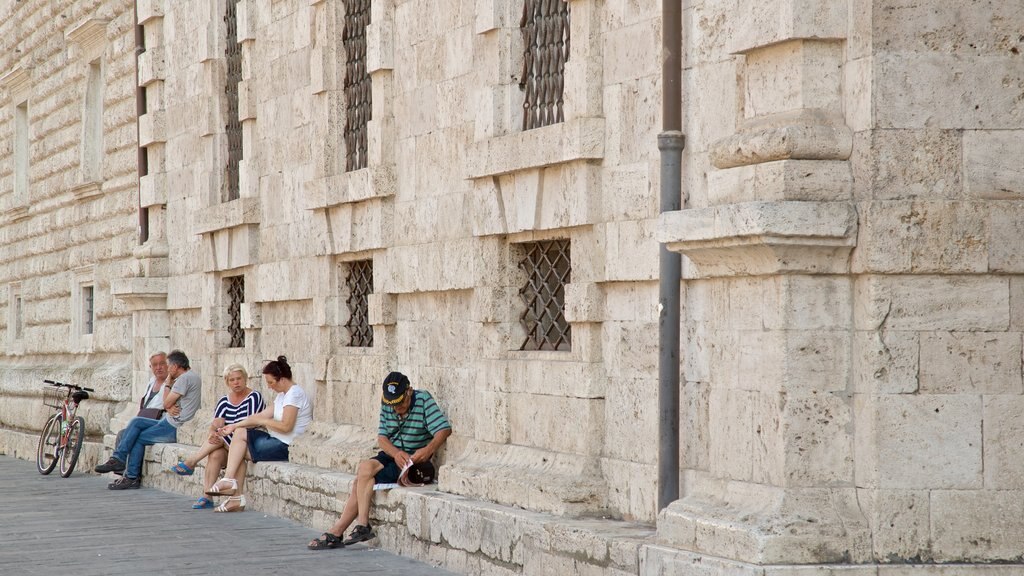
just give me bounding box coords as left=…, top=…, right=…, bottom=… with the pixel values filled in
left=0, top=455, right=456, bottom=576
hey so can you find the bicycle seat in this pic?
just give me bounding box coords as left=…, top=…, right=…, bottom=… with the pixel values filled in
left=72, top=390, right=90, bottom=403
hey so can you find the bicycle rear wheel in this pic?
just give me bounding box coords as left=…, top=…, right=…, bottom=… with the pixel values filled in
left=59, top=416, right=85, bottom=477
left=36, top=414, right=61, bottom=475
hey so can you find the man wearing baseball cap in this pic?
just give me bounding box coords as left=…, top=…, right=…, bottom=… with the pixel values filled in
left=308, top=371, right=452, bottom=550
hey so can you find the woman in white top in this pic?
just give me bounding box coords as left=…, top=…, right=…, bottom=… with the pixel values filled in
left=205, top=356, right=313, bottom=511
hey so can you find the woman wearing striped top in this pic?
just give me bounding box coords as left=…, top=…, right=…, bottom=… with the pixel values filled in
left=169, top=363, right=265, bottom=511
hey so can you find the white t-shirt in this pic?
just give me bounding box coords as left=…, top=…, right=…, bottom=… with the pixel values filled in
left=269, top=384, right=312, bottom=445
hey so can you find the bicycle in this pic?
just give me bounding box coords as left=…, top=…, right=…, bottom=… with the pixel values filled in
left=36, top=379, right=94, bottom=477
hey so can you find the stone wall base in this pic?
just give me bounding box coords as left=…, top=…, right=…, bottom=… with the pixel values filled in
left=641, top=545, right=1024, bottom=576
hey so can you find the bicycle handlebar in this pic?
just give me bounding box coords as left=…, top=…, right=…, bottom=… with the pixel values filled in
left=43, top=380, right=95, bottom=392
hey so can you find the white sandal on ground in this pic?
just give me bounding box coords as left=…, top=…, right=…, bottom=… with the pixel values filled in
left=214, top=495, right=246, bottom=513
left=205, top=477, right=238, bottom=496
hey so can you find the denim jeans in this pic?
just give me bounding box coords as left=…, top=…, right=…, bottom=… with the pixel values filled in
left=112, top=416, right=178, bottom=479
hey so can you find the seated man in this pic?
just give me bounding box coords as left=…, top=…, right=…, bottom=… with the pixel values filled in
left=95, top=349, right=202, bottom=489
left=308, top=371, right=451, bottom=550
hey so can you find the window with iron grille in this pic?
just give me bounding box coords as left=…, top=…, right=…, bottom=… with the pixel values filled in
left=224, top=0, right=243, bottom=201
left=14, top=295, right=23, bottom=340
left=343, top=0, right=372, bottom=172
left=517, top=240, right=571, bottom=351
left=345, top=260, right=373, bottom=347
left=81, top=286, right=95, bottom=335
left=226, top=276, right=245, bottom=348
left=520, top=0, right=571, bottom=131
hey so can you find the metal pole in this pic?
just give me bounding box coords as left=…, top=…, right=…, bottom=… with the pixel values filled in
left=658, top=0, right=684, bottom=513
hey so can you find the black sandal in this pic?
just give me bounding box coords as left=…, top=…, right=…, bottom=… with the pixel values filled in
left=308, top=532, right=344, bottom=550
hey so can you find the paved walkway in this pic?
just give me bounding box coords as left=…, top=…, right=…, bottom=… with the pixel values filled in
left=0, top=455, right=456, bottom=576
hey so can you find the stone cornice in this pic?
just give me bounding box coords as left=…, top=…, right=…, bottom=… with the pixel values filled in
left=0, top=66, right=33, bottom=99
left=65, top=18, right=110, bottom=61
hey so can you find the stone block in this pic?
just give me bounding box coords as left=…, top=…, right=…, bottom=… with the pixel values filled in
left=1012, top=277, right=1024, bottom=331
left=765, top=275, right=853, bottom=331
left=858, top=394, right=982, bottom=489
left=723, top=0, right=846, bottom=54
left=603, top=18, right=660, bottom=87
left=564, top=282, right=604, bottom=323
left=982, top=395, right=1024, bottom=489
left=708, top=389, right=755, bottom=481
left=782, top=394, right=853, bottom=487
left=707, top=160, right=853, bottom=205
left=852, top=330, right=920, bottom=394
left=508, top=393, right=604, bottom=456
left=858, top=489, right=931, bottom=563
left=964, top=131, right=1024, bottom=200
left=852, top=201, right=988, bottom=274
left=870, top=0, right=1024, bottom=56
left=919, top=332, right=1022, bottom=395
left=930, top=490, right=1024, bottom=562
left=874, top=53, right=1024, bottom=129
left=602, top=458, right=658, bottom=524
left=742, top=40, right=844, bottom=120
left=852, top=130, right=963, bottom=200
left=683, top=61, right=740, bottom=154
left=988, top=202, right=1024, bottom=272
left=604, top=219, right=658, bottom=282
left=602, top=377, right=657, bottom=462
left=854, top=276, right=1009, bottom=331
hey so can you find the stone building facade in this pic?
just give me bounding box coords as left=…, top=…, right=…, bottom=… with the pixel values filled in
left=2, top=0, right=1024, bottom=574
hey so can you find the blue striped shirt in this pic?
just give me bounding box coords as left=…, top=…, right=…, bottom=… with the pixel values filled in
left=378, top=390, right=451, bottom=452
left=214, top=391, right=265, bottom=444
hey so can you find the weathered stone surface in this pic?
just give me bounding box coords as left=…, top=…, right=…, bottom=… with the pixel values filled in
left=919, top=332, right=1023, bottom=394
left=854, top=276, right=1009, bottom=331
left=857, top=394, right=983, bottom=489
left=964, top=131, right=1024, bottom=200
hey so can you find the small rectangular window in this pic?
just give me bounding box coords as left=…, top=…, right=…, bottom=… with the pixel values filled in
left=14, top=295, right=23, bottom=339
left=82, top=59, right=104, bottom=181
left=520, top=0, right=570, bottom=130
left=224, top=0, right=243, bottom=201
left=343, top=0, right=372, bottom=172
left=81, top=285, right=95, bottom=335
left=345, top=260, right=373, bottom=347
left=226, top=276, right=245, bottom=348
left=517, top=240, right=571, bottom=351
left=14, top=101, right=29, bottom=202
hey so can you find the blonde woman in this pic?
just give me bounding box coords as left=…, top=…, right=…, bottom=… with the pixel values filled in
left=206, top=356, right=313, bottom=512
left=170, top=363, right=265, bottom=511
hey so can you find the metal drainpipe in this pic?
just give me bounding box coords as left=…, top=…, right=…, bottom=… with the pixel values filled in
left=657, top=0, right=684, bottom=512
left=134, top=0, right=149, bottom=245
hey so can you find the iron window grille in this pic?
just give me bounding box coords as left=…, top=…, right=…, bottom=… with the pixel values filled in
left=345, top=260, right=373, bottom=347
left=224, top=0, right=243, bottom=201
left=343, top=0, right=372, bottom=172
left=517, top=240, right=571, bottom=351
left=226, top=276, right=245, bottom=348
left=520, top=0, right=571, bottom=131
left=82, top=286, right=95, bottom=335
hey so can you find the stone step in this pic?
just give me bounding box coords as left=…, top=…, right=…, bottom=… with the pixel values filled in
left=138, top=441, right=653, bottom=575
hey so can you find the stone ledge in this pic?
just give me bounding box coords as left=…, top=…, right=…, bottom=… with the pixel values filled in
left=111, top=277, right=168, bottom=312
left=302, top=166, right=397, bottom=211
left=465, top=117, right=605, bottom=179
left=136, top=0, right=164, bottom=25
left=642, top=545, right=1024, bottom=575
left=193, top=197, right=261, bottom=236
left=658, top=201, right=857, bottom=277
left=121, top=439, right=653, bottom=576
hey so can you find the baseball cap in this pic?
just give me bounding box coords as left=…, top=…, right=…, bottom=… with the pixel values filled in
left=382, top=371, right=410, bottom=405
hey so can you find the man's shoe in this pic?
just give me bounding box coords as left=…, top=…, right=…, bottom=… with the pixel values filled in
left=95, top=457, right=126, bottom=474
left=108, top=476, right=141, bottom=490
left=342, top=524, right=375, bottom=545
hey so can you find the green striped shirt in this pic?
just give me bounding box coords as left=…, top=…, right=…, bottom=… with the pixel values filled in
left=378, top=390, right=451, bottom=452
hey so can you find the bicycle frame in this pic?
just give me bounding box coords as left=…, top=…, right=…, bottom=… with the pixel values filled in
left=42, top=380, right=93, bottom=447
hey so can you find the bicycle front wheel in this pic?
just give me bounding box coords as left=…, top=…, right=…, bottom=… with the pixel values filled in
left=36, top=414, right=61, bottom=475
left=59, top=416, right=85, bottom=477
